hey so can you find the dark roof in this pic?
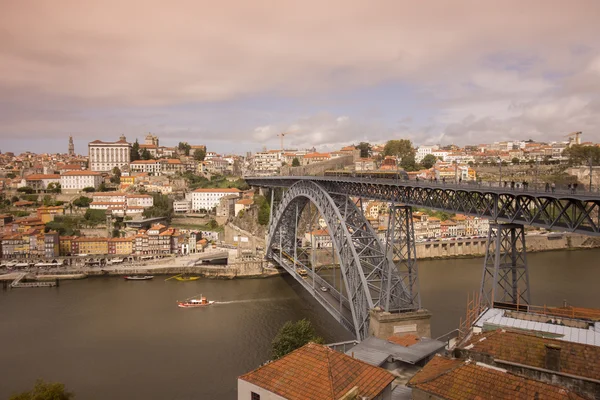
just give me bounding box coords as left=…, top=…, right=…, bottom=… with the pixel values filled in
left=408, top=355, right=586, bottom=400
left=461, top=329, right=600, bottom=381
left=239, top=342, right=394, bottom=400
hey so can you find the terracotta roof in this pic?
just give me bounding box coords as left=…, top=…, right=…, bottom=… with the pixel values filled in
left=236, top=199, right=253, bottom=206
left=13, top=200, right=35, bottom=206
left=131, top=160, right=159, bottom=164
left=408, top=355, right=586, bottom=399
left=193, top=188, right=241, bottom=193
left=62, top=171, right=101, bottom=176
left=239, top=343, right=394, bottom=400
left=304, top=152, right=331, bottom=159
left=93, top=192, right=127, bottom=197
left=460, top=330, right=600, bottom=381
left=308, top=229, right=329, bottom=236
left=25, top=174, right=60, bottom=180
left=388, top=334, right=421, bottom=347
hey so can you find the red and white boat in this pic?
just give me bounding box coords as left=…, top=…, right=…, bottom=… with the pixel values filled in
left=177, top=295, right=214, bottom=308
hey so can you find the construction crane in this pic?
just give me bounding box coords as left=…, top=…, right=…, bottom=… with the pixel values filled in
left=277, top=132, right=290, bottom=151
left=565, top=131, right=582, bottom=147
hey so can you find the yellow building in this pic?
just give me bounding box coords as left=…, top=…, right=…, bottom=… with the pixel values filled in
left=37, top=206, right=65, bottom=223
left=109, top=237, right=133, bottom=255
left=59, top=236, right=76, bottom=256
left=72, top=237, right=108, bottom=255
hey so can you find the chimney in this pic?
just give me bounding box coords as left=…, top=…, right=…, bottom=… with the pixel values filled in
left=544, top=343, right=561, bottom=372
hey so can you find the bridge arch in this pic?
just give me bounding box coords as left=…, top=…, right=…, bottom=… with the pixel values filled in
left=267, top=180, right=410, bottom=340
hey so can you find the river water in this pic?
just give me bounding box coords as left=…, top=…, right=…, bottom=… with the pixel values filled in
left=1, top=249, right=600, bottom=399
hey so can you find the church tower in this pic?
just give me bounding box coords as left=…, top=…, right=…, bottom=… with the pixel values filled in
left=68, top=136, right=75, bottom=156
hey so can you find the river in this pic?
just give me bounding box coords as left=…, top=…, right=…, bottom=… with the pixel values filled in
left=1, top=249, right=599, bottom=399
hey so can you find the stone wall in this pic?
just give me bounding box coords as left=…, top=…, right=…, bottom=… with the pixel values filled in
left=566, top=166, right=600, bottom=187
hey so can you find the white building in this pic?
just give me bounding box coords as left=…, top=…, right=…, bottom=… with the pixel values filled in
left=90, top=192, right=153, bottom=216
left=173, top=200, right=192, bottom=213
left=415, top=145, right=439, bottom=163
left=251, top=150, right=282, bottom=176
left=189, top=188, right=241, bottom=211
left=60, top=171, right=103, bottom=192
left=130, top=160, right=162, bottom=175
left=88, top=135, right=131, bottom=172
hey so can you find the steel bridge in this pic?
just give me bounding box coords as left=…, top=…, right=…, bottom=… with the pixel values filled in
left=246, top=176, right=600, bottom=340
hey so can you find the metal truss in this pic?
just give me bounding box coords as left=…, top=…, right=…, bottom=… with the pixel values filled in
left=247, top=177, right=600, bottom=236
left=480, top=223, right=531, bottom=308
left=267, top=180, right=409, bottom=340
left=385, top=205, right=421, bottom=311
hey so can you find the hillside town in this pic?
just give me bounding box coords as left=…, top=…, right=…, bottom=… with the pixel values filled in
left=0, top=131, right=598, bottom=261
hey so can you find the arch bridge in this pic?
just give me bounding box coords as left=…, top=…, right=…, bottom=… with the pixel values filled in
left=246, top=176, right=600, bottom=340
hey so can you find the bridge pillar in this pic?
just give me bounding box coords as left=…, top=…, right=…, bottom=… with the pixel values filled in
left=369, top=308, right=432, bottom=339
left=480, top=223, right=531, bottom=309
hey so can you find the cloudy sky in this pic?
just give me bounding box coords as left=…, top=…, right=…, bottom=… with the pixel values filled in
left=1, top=0, right=599, bottom=155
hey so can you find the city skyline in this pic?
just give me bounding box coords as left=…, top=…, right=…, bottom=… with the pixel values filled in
left=1, top=1, right=599, bottom=155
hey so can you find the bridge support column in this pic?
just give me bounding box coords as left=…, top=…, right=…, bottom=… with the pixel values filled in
left=480, top=223, right=531, bottom=309
left=369, top=308, right=432, bottom=339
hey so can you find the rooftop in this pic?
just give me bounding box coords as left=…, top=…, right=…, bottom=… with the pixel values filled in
left=408, top=355, right=585, bottom=400
left=193, top=188, right=241, bottom=193
left=460, top=329, right=600, bottom=381
left=239, top=342, right=394, bottom=400
left=62, top=170, right=102, bottom=176
left=346, top=335, right=446, bottom=367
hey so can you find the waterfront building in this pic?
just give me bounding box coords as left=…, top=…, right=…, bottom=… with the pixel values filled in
left=188, top=188, right=241, bottom=211
left=88, top=135, right=131, bottom=172
left=238, top=342, right=395, bottom=400
left=60, top=170, right=103, bottom=192
left=108, top=237, right=133, bottom=255
left=59, top=236, right=76, bottom=256
left=71, top=237, right=109, bottom=255
left=44, top=231, right=60, bottom=258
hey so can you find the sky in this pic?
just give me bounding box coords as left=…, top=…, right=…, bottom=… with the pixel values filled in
left=1, top=0, right=599, bottom=155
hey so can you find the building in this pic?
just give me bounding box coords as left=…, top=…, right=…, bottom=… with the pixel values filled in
left=71, top=237, right=109, bottom=255
left=68, top=136, right=75, bottom=156
left=251, top=150, right=282, bottom=176
left=173, top=200, right=192, bottom=213
left=60, top=170, right=103, bottom=192
left=304, top=229, right=332, bottom=248
left=22, top=174, right=60, bottom=191
left=355, top=158, right=377, bottom=171
left=238, top=343, right=395, bottom=400
left=44, top=231, right=60, bottom=258
left=189, top=188, right=241, bottom=211
left=36, top=205, right=65, bottom=223
left=130, top=160, right=162, bottom=175
left=108, top=237, right=133, bottom=255
left=303, top=152, right=331, bottom=165
left=90, top=193, right=153, bottom=216
left=88, top=135, right=131, bottom=172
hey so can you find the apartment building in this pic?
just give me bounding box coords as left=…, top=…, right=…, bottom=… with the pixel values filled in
left=60, top=170, right=103, bottom=192
left=188, top=188, right=241, bottom=211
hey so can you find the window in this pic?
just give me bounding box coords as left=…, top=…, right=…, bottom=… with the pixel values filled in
left=251, top=393, right=260, bottom=400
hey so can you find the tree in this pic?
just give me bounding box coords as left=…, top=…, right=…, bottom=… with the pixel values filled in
left=10, top=379, right=74, bottom=400
left=111, top=167, right=121, bottom=184
left=178, top=142, right=191, bottom=156
left=383, top=139, right=415, bottom=159
left=11, top=196, right=19, bottom=203
left=563, top=144, right=600, bottom=166
left=140, top=148, right=152, bottom=160
left=82, top=187, right=96, bottom=193
left=73, top=196, right=92, bottom=208
left=42, top=195, right=54, bottom=206
left=257, top=195, right=270, bottom=226
left=511, top=157, right=520, bottom=165
left=193, top=148, right=206, bottom=161
left=6, top=172, right=16, bottom=179
left=84, top=209, right=106, bottom=226
left=271, top=319, right=324, bottom=360
left=131, top=140, right=141, bottom=161
left=47, top=182, right=61, bottom=193
left=206, top=219, right=219, bottom=229
left=400, top=153, right=417, bottom=171
left=142, top=193, right=174, bottom=222
left=98, top=183, right=108, bottom=192
left=17, top=186, right=34, bottom=194
left=292, top=157, right=301, bottom=167
left=421, top=154, right=438, bottom=169
left=112, top=228, right=120, bottom=238
left=356, top=142, right=372, bottom=159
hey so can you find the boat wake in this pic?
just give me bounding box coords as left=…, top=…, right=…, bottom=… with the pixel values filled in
left=214, top=297, right=292, bottom=305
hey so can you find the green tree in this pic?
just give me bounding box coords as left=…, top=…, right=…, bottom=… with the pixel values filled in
left=17, top=186, right=35, bottom=194
left=178, top=142, right=191, bottom=156
left=6, top=172, right=16, bottom=179
left=421, top=154, right=438, bottom=169
left=563, top=144, right=600, bottom=166
left=140, top=148, right=152, bottom=160
left=207, top=219, right=219, bottom=229
left=292, top=157, right=301, bottom=167
left=10, top=379, right=74, bottom=400
left=112, top=228, right=120, bottom=238
left=42, top=195, right=54, bottom=206
left=400, top=153, right=417, bottom=171
left=193, top=148, right=206, bottom=161
left=511, top=157, right=520, bottom=165
left=11, top=196, right=19, bottom=203
left=111, top=167, right=121, bottom=184
left=356, top=142, right=372, bottom=159
left=47, top=182, right=61, bottom=193
left=382, top=139, right=415, bottom=159
left=131, top=140, right=141, bottom=161
left=82, top=187, right=96, bottom=193
left=73, top=196, right=92, bottom=208
left=256, top=195, right=270, bottom=226
left=142, top=193, right=174, bottom=222
left=271, top=319, right=324, bottom=360
left=84, top=209, right=106, bottom=226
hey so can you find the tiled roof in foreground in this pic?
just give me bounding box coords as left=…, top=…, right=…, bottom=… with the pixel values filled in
left=408, top=355, right=586, bottom=400
left=460, top=329, right=600, bottom=381
left=239, top=342, right=394, bottom=400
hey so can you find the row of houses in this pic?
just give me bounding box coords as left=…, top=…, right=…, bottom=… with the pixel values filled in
left=0, top=224, right=210, bottom=259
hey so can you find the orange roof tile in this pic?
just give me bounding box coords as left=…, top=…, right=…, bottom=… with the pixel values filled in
left=387, top=334, right=421, bottom=347
left=408, top=355, right=585, bottom=399
left=193, top=188, right=241, bottom=193
left=239, top=343, right=394, bottom=400
left=460, top=329, right=600, bottom=381
left=25, top=174, right=60, bottom=180
left=62, top=170, right=102, bottom=176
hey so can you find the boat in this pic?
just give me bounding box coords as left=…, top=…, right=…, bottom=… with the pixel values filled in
left=174, top=275, right=201, bottom=282
left=177, top=294, right=214, bottom=308
left=124, top=275, right=154, bottom=281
